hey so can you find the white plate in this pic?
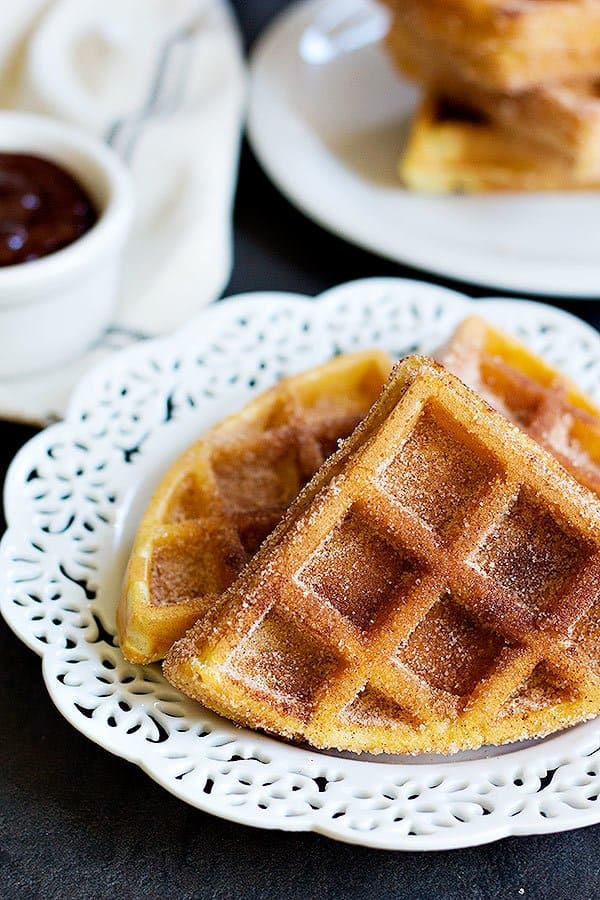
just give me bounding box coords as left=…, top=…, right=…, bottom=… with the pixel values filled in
left=2, top=278, right=600, bottom=851
left=248, top=0, right=600, bottom=297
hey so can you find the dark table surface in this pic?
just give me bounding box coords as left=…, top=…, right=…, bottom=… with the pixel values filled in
left=3, top=2, right=600, bottom=898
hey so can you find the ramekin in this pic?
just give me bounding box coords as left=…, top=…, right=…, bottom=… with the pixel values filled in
left=0, top=112, right=133, bottom=379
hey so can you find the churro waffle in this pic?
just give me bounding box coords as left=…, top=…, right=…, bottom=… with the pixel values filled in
left=400, top=94, right=600, bottom=192
left=382, top=0, right=600, bottom=92
left=118, top=351, right=391, bottom=664
left=438, top=316, right=600, bottom=497
left=387, top=18, right=600, bottom=179
left=164, top=357, right=600, bottom=755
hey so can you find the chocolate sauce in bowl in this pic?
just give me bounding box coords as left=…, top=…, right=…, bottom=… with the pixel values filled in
left=0, top=153, right=98, bottom=267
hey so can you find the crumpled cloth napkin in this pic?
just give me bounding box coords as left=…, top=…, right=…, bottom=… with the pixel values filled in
left=1, top=0, right=246, bottom=336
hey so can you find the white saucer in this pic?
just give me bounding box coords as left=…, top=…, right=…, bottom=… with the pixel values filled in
left=248, top=0, right=600, bottom=297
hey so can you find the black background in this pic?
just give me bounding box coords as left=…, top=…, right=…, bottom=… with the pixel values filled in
left=2, top=2, right=600, bottom=897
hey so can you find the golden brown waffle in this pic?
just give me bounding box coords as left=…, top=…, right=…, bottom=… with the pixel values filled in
left=438, top=316, right=600, bottom=497
left=386, top=18, right=600, bottom=180
left=164, top=356, right=600, bottom=756
left=400, top=93, right=600, bottom=192
left=118, top=351, right=391, bottom=664
left=382, top=0, right=600, bottom=92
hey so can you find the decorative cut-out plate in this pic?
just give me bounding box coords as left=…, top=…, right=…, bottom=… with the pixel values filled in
left=2, top=278, right=600, bottom=851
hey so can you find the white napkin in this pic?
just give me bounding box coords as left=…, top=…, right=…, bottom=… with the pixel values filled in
left=0, top=0, right=246, bottom=336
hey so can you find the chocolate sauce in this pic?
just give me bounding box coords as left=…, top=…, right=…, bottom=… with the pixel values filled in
left=0, top=153, right=97, bottom=267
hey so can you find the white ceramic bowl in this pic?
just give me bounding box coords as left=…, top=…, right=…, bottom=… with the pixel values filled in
left=0, top=112, right=133, bottom=379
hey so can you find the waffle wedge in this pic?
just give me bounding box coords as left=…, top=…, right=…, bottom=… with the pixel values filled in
left=387, top=17, right=600, bottom=180
left=165, top=356, right=600, bottom=756
left=401, top=93, right=600, bottom=192
left=438, top=316, right=600, bottom=497
left=118, top=351, right=391, bottom=664
left=382, top=0, right=600, bottom=92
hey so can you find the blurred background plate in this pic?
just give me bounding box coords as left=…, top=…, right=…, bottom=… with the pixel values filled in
left=248, top=0, right=600, bottom=297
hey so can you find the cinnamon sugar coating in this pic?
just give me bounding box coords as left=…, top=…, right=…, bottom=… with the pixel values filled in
left=164, top=357, right=600, bottom=755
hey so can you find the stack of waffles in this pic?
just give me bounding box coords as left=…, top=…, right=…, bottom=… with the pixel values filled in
left=380, top=0, right=600, bottom=191
left=120, top=325, right=600, bottom=756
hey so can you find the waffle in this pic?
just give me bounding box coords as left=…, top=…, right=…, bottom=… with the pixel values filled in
left=381, top=0, right=600, bottom=92
left=118, top=351, right=391, bottom=664
left=400, top=93, right=600, bottom=192
left=438, top=316, right=600, bottom=497
left=387, top=18, right=600, bottom=180
left=164, top=356, right=600, bottom=756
